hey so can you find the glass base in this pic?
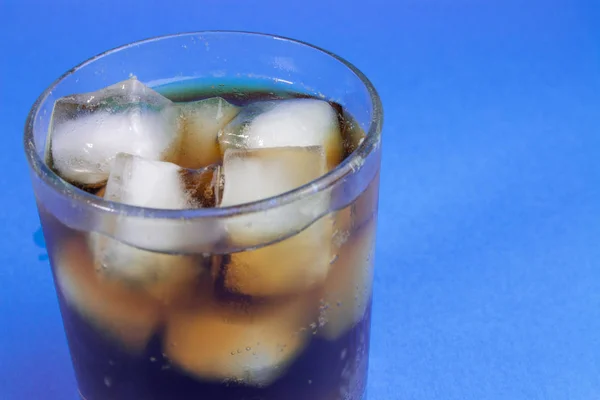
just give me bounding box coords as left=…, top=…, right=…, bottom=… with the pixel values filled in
left=78, top=387, right=368, bottom=400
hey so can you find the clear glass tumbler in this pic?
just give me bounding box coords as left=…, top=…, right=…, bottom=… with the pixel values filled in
left=24, top=31, right=383, bottom=400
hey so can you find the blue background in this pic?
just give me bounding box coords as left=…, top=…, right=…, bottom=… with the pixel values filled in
left=1, top=0, right=600, bottom=399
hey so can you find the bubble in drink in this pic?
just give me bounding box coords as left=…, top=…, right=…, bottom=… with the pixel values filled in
left=217, top=146, right=332, bottom=297
left=164, top=293, right=316, bottom=386
left=47, top=77, right=181, bottom=187
left=177, top=97, right=240, bottom=169
left=54, top=236, right=161, bottom=352
left=218, top=98, right=344, bottom=170
left=90, top=153, right=218, bottom=305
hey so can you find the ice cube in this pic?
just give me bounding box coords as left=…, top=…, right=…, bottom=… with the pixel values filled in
left=54, top=236, right=161, bottom=352
left=178, top=97, right=240, bottom=169
left=218, top=147, right=332, bottom=296
left=48, top=77, right=181, bottom=187
left=218, top=99, right=344, bottom=170
left=103, top=153, right=193, bottom=209
left=318, top=219, right=377, bottom=340
left=91, top=235, right=204, bottom=306
left=91, top=153, right=215, bottom=305
left=164, top=294, right=316, bottom=386
left=332, top=170, right=380, bottom=248
left=180, top=163, right=224, bottom=208
left=219, top=220, right=333, bottom=297
left=220, top=146, right=329, bottom=241
left=351, top=170, right=380, bottom=231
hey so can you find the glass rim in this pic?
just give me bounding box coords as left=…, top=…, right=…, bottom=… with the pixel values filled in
left=24, top=30, right=383, bottom=219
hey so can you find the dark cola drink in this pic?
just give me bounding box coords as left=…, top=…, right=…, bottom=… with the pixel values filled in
left=38, top=78, right=379, bottom=400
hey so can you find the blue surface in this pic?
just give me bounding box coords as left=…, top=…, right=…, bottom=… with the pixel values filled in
left=1, top=0, right=600, bottom=399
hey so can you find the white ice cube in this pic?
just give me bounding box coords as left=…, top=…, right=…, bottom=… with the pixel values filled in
left=91, top=234, right=203, bottom=306
left=48, top=77, right=181, bottom=186
left=318, top=218, right=377, bottom=340
left=91, top=153, right=215, bottom=304
left=219, top=99, right=343, bottom=170
left=178, top=97, right=240, bottom=169
left=164, top=294, right=316, bottom=386
left=220, top=146, right=329, bottom=241
left=104, top=152, right=192, bottom=210
left=102, top=152, right=222, bottom=247
left=54, top=237, right=161, bottom=352
left=218, top=147, right=332, bottom=296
